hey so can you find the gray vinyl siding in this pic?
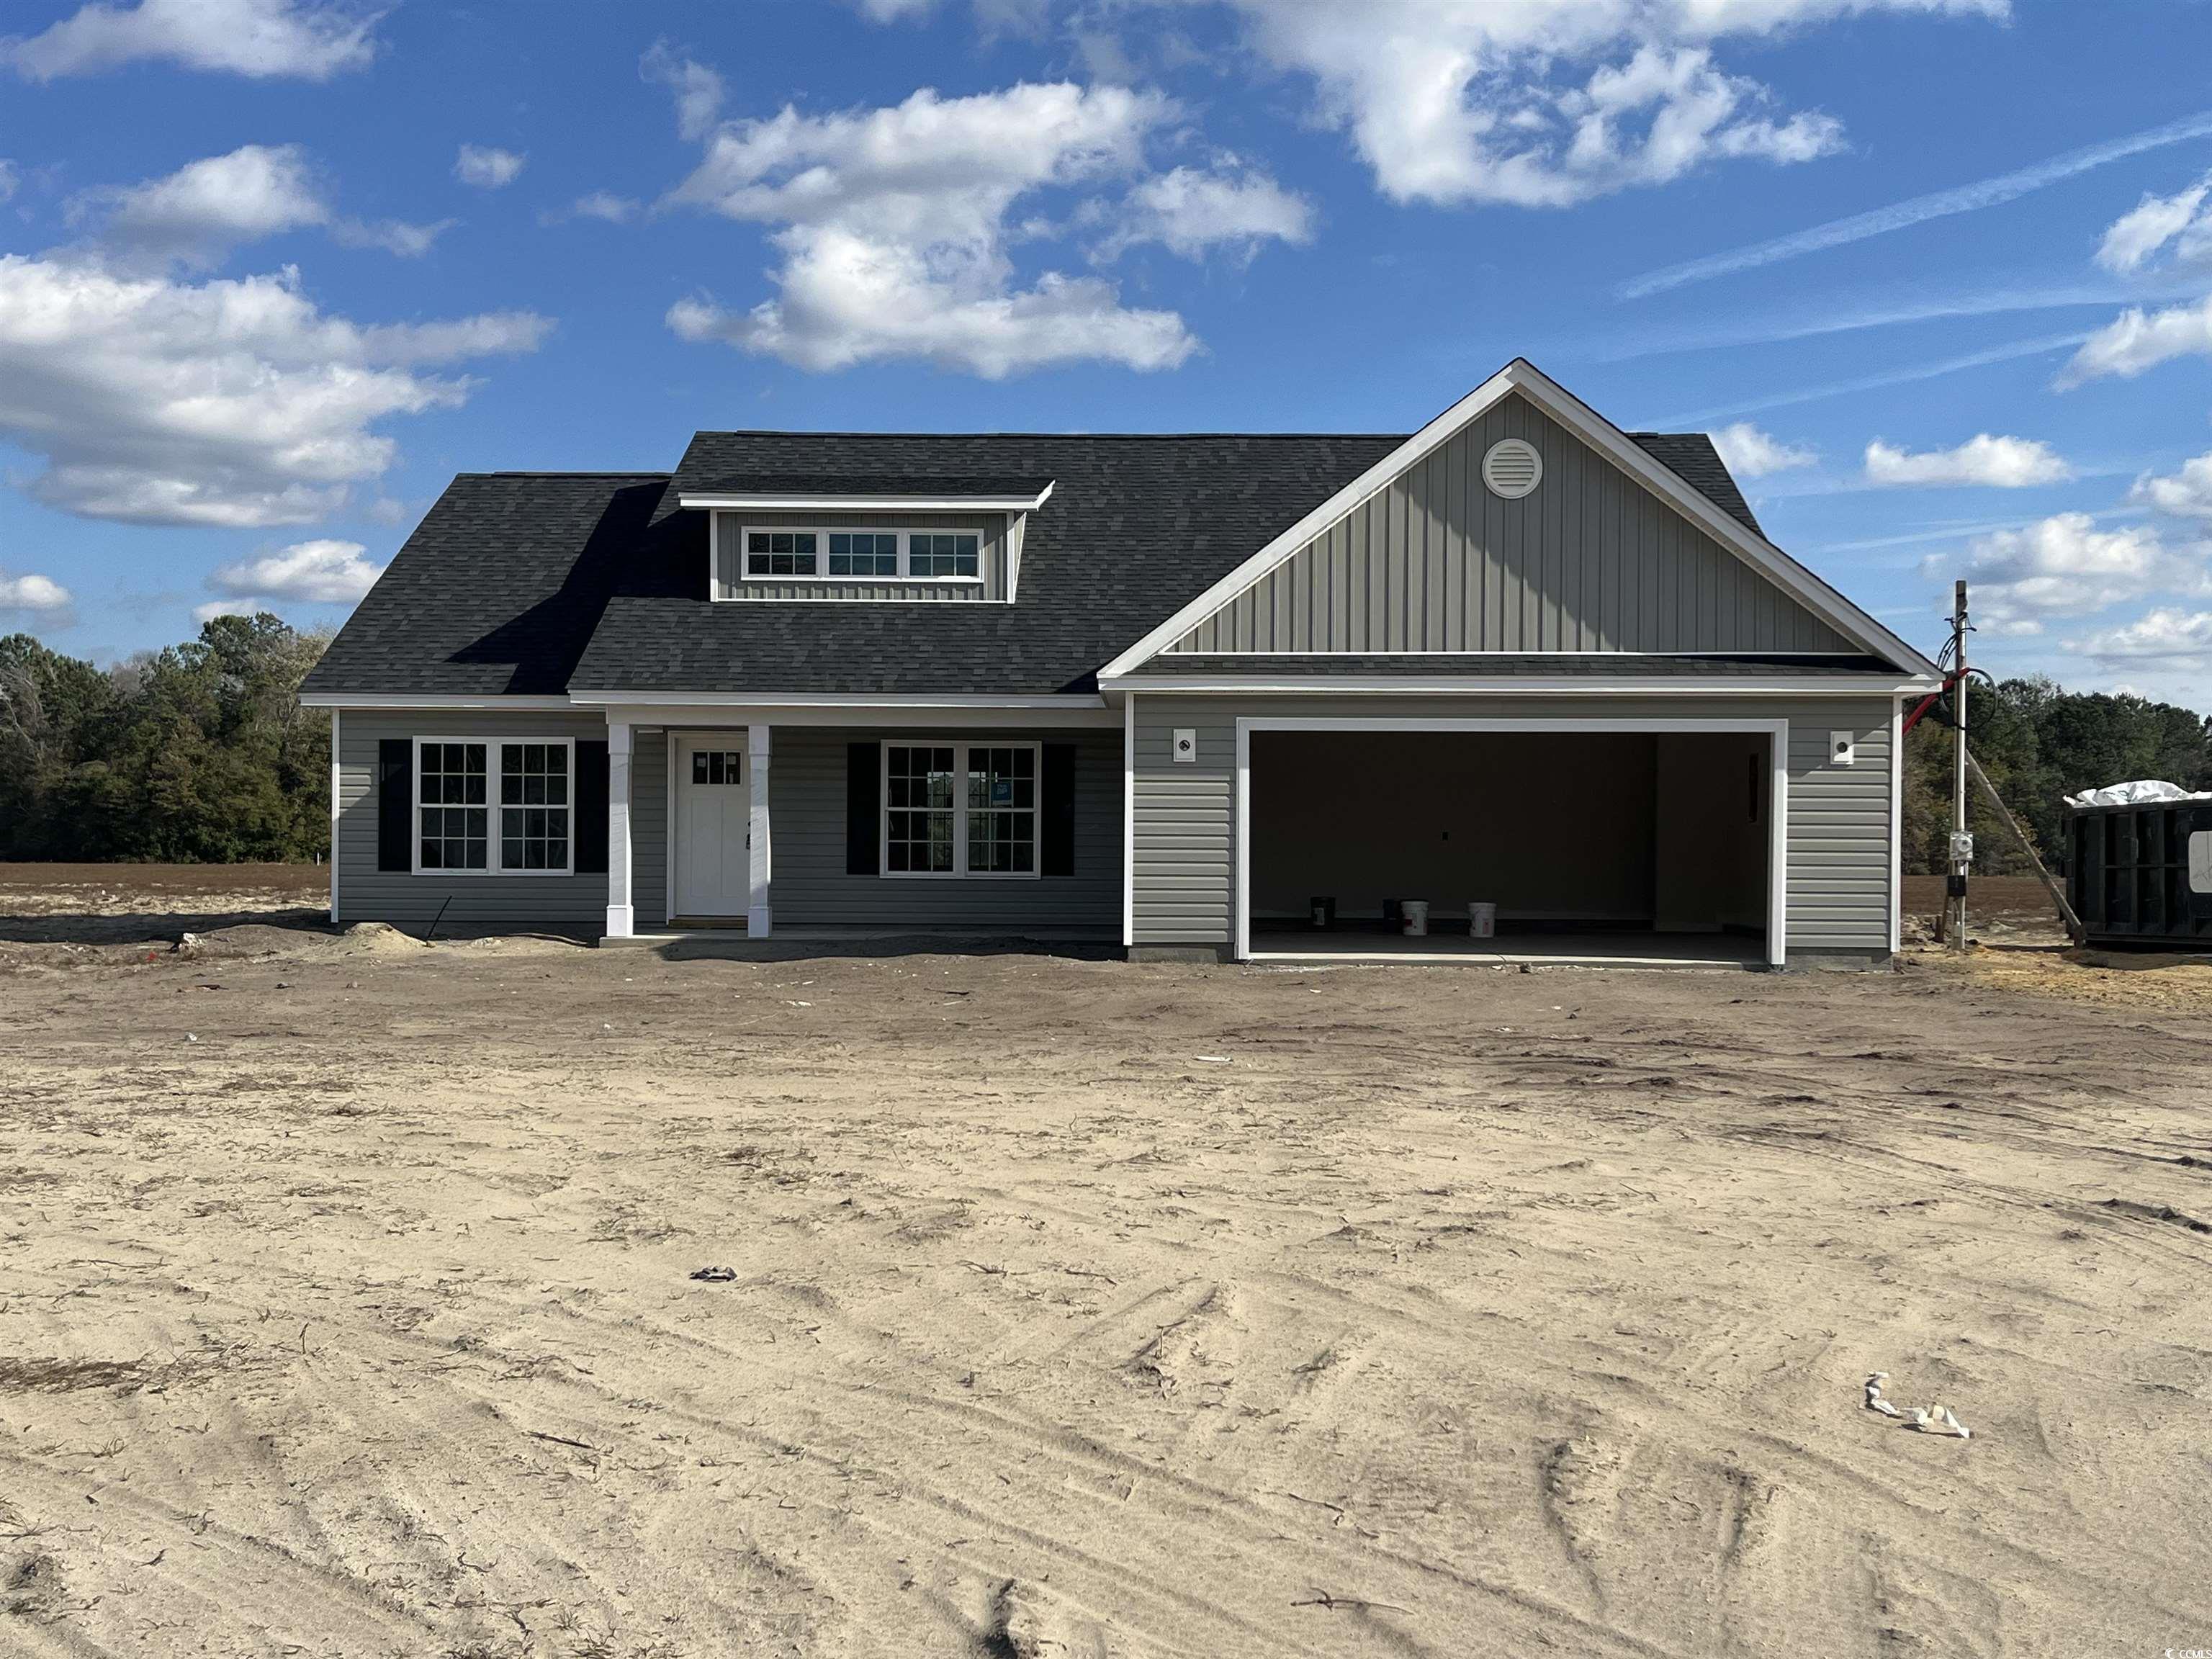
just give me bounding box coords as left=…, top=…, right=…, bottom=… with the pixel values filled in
left=764, top=727, right=1121, bottom=929
left=1167, top=394, right=1853, bottom=655
left=712, top=510, right=1013, bottom=601
left=335, top=709, right=608, bottom=935
left=1128, top=694, right=1896, bottom=956
left=633, top=729, right=668, bottom=928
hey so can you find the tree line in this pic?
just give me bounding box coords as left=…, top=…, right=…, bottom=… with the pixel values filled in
left=2, top=616, right=2208, bottom=873
left=1901, top=675, right=2211, bottom=876
left=1, top=615, right=332, bottom=863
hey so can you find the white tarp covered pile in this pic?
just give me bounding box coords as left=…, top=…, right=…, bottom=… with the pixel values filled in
left=2063, top=779, right=2212, bottom=809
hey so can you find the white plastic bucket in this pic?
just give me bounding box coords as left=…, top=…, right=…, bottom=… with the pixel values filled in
left=1468, top=902, right=1496, bottom=938
left=1402, top=899, right=1429, bottom=936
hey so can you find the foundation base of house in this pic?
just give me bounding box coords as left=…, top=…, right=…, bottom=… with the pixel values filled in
left=599, top=925, right=1120, bottom=958
left=1128, top=943, right=1236, bottom=964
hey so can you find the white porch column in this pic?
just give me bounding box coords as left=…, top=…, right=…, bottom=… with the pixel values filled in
left=327, top=708, right=341, bottom=926
left=606, top=719, right=634, bottom=939
left=747, top=721, right=772, bottom=937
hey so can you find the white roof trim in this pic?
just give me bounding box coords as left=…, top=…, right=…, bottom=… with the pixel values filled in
left=1096, top=359, right=1938, bottom=680
left=297, top=693, right=575, bottom=710
left=1099, top=675, right=1935, bottom=696
left=569, top=690, right=1102, bottom=709
left=678, top=483, right=1052, bottom=513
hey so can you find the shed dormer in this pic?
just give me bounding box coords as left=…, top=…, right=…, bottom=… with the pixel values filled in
left=676, top=478, right=1053, bottom=603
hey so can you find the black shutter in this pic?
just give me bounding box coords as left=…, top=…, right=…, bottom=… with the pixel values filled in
left=377, top=739, right=412, bottom=872
left=1042, top=742, right=1076, bottom=878
left=575, top=740, right=609, bottom=873
left=847, top=741, right=881, bottom=875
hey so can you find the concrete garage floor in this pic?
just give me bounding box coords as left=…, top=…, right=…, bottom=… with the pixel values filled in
left=1249, top=925, right=1769, bottom=967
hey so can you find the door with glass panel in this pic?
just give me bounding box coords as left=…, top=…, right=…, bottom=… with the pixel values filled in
left=675, top=735, right=750, bottom=920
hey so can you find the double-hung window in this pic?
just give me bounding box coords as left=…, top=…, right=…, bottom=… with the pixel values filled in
left=883, top=742, right=1037, bottom=877
left=415, top=737, right=573, bottom=874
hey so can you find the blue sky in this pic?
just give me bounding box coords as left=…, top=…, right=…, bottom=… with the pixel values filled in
left=6, top=0, right=2212, bottom=709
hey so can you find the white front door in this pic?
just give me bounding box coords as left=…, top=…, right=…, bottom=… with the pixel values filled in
left=675, top=735, right=750, bottom=919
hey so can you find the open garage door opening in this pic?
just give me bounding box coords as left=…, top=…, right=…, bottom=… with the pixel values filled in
left=1243, top=725, right=1779, bottom=966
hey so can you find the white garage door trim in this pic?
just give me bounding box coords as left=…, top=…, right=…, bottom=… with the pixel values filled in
left=1233, top=715, right=1790, bottom=967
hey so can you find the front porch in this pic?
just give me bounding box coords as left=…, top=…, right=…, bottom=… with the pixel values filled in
left=595, top=708, right=1125, bottom=945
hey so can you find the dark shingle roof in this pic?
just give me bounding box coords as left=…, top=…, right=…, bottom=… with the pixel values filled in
left=305, top=428, right=1773, bottom=698
left=669, top=468, right=1058, bottom=500
left=1627, top=433, right=1763, bottom=536
left=575, top=433, right=1407, bottom=696
left=301, top=473, right=669, bottom=696
left=1127, top=652, right=1897, bottom=678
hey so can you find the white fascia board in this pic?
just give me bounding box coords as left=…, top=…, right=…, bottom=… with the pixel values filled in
left=297, top=693, right=575, bottom=710
left=1096, top=357, right=1939, bottom=681
left=1101, top=675, right=1936, bottom=696
left=678, top=483, right=1053, bottom=513
left=570, top=691, right=1101, bottom=709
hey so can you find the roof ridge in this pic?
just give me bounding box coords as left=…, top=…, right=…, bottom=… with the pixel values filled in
left=458, top=470, right=673, bottom=480
left=683, top=431, right=1412, bottom=441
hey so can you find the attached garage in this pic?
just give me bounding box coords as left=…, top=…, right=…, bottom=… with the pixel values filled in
left=1102, top=361, right=1937, bottom=969
left=1242, top=719, right=1780, bottom=966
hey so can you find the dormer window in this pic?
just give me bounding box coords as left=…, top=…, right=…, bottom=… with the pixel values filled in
left=739, top=525, right=981, bottom=583
left=907, top=533, right=979, bottom=580
left=829, top=531, right=899, bottom=577
left=746, top=530, right=818, bottom=577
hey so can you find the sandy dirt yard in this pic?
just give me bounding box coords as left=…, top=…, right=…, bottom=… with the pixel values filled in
left=4, top=868, right=2211, bottom=1658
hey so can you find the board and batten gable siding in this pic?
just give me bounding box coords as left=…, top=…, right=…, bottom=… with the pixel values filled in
left=1166, top=394, right=1853, bottom=655
left=765, top=727, right=1120, bottom=928
left=336, top=709, right=609, bottom=934
left=1128, top=694, right=1895, bottom=955
left=711, top=510, right=1015, bottom=601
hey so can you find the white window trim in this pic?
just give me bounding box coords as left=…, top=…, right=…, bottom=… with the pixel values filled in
left=881, top=739, right=1043, bottom=881
left=727, top=520, right=986, bottom=588
left=410, top=735, right=577, bottom=877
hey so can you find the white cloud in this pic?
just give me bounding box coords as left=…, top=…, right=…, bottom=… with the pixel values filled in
left=71, top=143, right=327, bottom=266
left=69, top=144, right=449, bottom=266
left=2070, top=607, right=2212, bottom=663
left=661, top=80, right=1201, bottom=376
left=2061, top=293, right=2212, bottom=385
left=0, top=570, right=73, bottom=613
left=1215, top=1, right=2005, bottom=212
left=565, top=191, right=640, bottom=224
left=1708, top=421, right=1815, bottom=478
left=2095, top=173, right=2212, bottom=273
left=1093, top=163, right=1313, bottom=261
left=192, top=596, right=266, bottom=621
left=0, top=160, right=18, bottom=204
left=1943, top=511, right=2206, bottom=632
left=642, top=41, right=725, bottom=143
left=1864, top=433, right=2073, bottom=488
left=2134, top=450, right=2212, bottom=519
left=455, top=145, right=526, bottom=190
left=329, top=215, right=452, bottom=257
left=0, top=251, right=549, bottom=527
left=207, top=536, right=385, bottom=606
left=4, top=0, right=377, bottom=81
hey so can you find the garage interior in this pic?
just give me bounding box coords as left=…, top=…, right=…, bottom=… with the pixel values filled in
left=1246, top=729, right=1772, bottom=965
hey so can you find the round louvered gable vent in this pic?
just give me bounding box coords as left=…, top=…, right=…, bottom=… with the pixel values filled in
left=1483, top=438, right=1543, bottom=499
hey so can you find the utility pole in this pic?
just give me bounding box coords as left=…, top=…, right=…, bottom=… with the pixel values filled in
left=1946, top=580, right=1972, bottom=951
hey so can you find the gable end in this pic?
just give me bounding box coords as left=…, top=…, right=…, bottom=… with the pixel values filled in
left=1168, top=392, right=1851, bottom=655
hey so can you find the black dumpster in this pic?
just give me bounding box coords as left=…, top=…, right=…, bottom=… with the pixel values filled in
left=2067, top=797, right=2212, bottom=946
